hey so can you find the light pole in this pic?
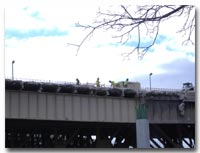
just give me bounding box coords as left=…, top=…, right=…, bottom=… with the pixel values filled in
left=12, top=60, right=15, bottom=80
left=149, top=73, right=152, bottom=91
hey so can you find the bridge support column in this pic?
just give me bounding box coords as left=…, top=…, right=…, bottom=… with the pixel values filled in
left=136, top=103, right=150, bottom=148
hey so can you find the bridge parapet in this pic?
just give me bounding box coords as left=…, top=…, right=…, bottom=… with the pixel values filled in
left=6, top=79, right=193, bottom=100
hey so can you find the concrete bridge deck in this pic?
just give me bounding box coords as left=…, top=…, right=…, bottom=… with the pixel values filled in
left=5, top=79, right=195, bottom=148
left=5, top=79, right=195, bottom=124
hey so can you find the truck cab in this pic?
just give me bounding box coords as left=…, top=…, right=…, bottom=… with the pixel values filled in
left=182, top=82, right=194, bottom=91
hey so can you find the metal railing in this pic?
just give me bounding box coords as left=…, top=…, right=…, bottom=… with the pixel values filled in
left=5, top=77, right=74, bottom=85
left=5, top=77, right=182, bottom=92
left=142, top=87, right=181, bottom=92
left=5, top=77, right=112, bottom=88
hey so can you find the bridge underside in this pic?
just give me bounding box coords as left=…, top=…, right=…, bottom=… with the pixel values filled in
left=5, top=119, right=195, bottom=148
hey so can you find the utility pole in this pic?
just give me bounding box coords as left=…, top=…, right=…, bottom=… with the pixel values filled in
left=149, top=73, right=152, bottom=91
left=12, top=60, right=15, bottom=80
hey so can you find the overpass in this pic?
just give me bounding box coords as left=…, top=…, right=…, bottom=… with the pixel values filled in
left=5, top=79, right=195, bottom=148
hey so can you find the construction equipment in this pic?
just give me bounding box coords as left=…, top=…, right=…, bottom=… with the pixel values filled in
left=180, top=82, right=195, bottom=102
left=182, top=82, right=194, bottom=91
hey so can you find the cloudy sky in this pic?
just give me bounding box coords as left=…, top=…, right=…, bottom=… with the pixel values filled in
left=4, top=1, right=195, bottom=89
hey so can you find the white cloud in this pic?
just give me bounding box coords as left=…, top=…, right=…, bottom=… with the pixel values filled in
left=5, top=2, right=100, bottom=31
left=5, top=3, right=195, bottom=89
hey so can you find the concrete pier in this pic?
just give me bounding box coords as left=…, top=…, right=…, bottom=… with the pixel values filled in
left=136, top=119, right=150, bottom=148
left=136, top=103, right=150, bottom=148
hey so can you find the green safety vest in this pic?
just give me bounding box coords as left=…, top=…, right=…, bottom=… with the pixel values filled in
left=111, top=81, right=115, bottom=86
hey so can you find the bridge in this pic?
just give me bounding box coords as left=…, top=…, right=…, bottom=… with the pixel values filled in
left=5, top=79, right=195, bottom=148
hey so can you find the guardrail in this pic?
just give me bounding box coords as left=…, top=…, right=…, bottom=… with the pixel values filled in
left=142, top=87, right=182, bottom=92
left=5, top=77, right=76, bottom=85
left=5, top=77, right=113, bottom=88
left=5, top=77, right=182, bottom=92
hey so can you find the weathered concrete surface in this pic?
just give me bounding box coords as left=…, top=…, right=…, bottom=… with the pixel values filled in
left=5, top=90, right=195, bottom=124
left=136, top=119, right=150, bottom=148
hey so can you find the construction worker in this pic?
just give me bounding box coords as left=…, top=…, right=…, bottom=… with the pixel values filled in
left=76, top=78, right=80, bottom=85
left=109, top=80, right=116, bottom=88
left=96, top=77, right=100, bottom=87
left=123, top=78, right=129, bottom=87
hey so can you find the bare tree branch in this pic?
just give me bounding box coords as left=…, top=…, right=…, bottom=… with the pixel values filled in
left=67, top=5, right=195, bottom=59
